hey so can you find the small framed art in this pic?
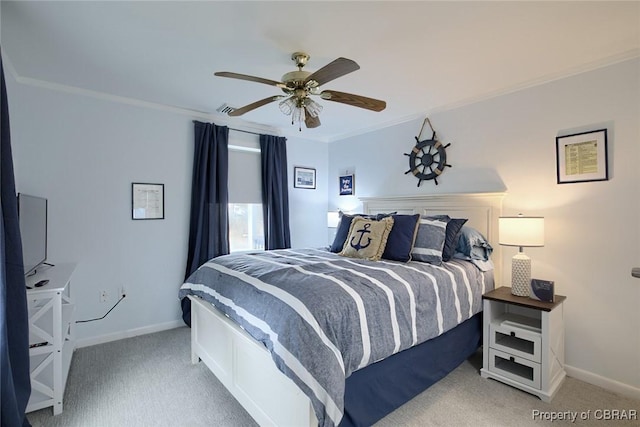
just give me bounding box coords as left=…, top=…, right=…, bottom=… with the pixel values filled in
left=339, top=175, right=354, bottom=196
left=556, top=129, right=608, bottom=184
left=530, top=279, right=555, bottom=303
left=132, top=183, right=164, bottom=220
left=294, top=167, right=316, bottom=189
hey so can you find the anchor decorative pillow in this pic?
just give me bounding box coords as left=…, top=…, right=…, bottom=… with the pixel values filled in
left=340, top=216, right=394, bottom=261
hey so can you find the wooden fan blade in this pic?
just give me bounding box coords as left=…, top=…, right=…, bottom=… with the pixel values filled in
left=320, top=90, right=386, bottom=112
left=214, top=72, right=288, bottom=89
left=304, top=58, right=360, bottom=87
left=305, top=110, right=321, bottom=128
left=228, top=96, right=282, bottom=116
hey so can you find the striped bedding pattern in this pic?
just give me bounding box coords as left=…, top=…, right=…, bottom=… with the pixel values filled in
left=179, top=248, right=494, bottom=427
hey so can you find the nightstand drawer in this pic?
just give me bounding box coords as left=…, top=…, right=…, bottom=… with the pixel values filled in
left=489, top=348, right=541, bottom=389
left=490, top=322, right=541, bottom=363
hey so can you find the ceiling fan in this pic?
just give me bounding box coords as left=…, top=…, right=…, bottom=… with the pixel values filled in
left=214, top=52, right=386, bottom=130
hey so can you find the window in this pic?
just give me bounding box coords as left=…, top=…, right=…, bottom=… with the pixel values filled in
left=228, top=132, right=264, bottom=252
left=229, top=203, right=264, bottom=252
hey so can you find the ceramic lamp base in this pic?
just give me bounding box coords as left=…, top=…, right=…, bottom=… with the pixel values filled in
left=511, top=253, right=531, bottom=297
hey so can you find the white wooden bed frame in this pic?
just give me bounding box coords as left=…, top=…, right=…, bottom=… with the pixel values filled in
left=189, top=192, right=505, bottom=426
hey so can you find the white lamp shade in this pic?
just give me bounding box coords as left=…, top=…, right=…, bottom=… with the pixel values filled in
left=499, top=216, right=544, bottom=247
left=327, top=211, right=340, bottom=228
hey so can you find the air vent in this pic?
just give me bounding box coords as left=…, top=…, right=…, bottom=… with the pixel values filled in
left=216, top=103, right=236, bottom=114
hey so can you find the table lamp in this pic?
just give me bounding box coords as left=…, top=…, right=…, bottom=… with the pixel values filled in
left=327, top=211, right=340, bottom=228
left=327, top=211, right=340, bottom=246
left=499, top=215, right=545, bottom=296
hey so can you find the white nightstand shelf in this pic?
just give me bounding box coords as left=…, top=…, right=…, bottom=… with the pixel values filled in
left=481, top=286, right=566, bottom=402
left=25, top=263, right=77, bottom=415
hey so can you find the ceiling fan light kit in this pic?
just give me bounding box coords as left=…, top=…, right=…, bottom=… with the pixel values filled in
left=214, top=51, right=386, bottom=130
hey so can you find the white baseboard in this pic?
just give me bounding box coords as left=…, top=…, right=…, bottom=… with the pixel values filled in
left=76, top=319, right=185, bottom=348
left=566, top=364, right=640, bottom=400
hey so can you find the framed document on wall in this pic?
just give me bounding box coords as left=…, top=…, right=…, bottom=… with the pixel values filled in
left=556, top=129, right=608, bottom=184
left=132, top=183, right=164, bottom=220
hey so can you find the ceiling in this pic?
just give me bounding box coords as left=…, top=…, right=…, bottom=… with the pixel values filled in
left=1, top=1, right=638, bottom=142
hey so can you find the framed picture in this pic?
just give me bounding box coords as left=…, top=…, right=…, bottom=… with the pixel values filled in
left=294, top=167, right=316, bottom=189
left=132, top=183, right=164, bottom=220
left=339, top=174, right=354, bottom=196
left=556, top=129, right=608, bottom=184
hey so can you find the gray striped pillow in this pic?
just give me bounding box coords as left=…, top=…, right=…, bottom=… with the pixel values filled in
left=411, top=216, right=448, bottom=264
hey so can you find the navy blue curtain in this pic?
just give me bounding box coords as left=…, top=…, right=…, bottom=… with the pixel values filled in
left=259, top=135, right=291, bottom=250
left=181, top=121, right=229, bottom=326
left=1, top=52, right=32, bottom=427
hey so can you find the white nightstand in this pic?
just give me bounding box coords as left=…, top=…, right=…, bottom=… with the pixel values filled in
left=481, top=286, right=566, bottom=402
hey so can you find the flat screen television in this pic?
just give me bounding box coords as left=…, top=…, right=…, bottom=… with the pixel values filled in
left=17, top=193, right=48, bottom=276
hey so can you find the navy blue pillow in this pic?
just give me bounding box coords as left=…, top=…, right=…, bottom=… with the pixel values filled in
left=442, top=218, right=468, bottom=261
left=423, top=215, right=468, bottom=262
left=330, top=212, right=395, bottom=253
left=330, top=213, right=358, bottom=252
left=382, top=214, right=420, bottom=262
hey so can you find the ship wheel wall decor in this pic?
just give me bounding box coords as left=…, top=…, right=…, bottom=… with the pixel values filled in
left=404, top=118, right=452, bottom=186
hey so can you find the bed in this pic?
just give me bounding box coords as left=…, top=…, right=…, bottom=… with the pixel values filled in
left=179, top=193, right=504, bottom=427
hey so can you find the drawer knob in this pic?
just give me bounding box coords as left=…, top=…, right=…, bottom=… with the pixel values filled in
left=510, top=357, right=515, bottom=362
left=510, top=331, right=516, bottom=337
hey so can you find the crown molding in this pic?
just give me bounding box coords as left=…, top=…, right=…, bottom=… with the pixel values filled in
left=4, top=48, right=637, bottom=144
left=323, top=112, right=428, bottom=144
left=1, top=51, right=281, bottom=137
left=427, top=49, right=640, bottom=116
left=325, top=49, right=640, bottom=143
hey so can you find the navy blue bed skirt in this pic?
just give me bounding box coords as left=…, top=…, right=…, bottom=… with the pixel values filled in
left=340, top=312, right=483, bottom=427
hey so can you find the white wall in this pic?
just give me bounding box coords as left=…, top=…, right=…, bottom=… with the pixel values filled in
left=329, top=59, right=640, bottom=397
left=6, top=74, right=328, bottom=345
left=286, top=135, right=329, bottom=249
left=8, top=79, right=191, bottom=344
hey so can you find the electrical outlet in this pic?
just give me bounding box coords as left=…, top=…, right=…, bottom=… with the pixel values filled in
left=100, top=290, right=109, bottom=303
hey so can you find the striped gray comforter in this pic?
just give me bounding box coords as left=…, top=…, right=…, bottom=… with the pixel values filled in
left=179, top=248, right=493, bottom=427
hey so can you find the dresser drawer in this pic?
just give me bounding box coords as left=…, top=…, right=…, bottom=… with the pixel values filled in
left=489, top=348, right=541, bottom=389
left=490, top=322, right=541, bottom=363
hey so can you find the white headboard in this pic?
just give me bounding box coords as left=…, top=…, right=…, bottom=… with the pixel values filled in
left=360, top=192, right=505, bottom=285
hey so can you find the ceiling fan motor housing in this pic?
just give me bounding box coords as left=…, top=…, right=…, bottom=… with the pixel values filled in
left=282, top=52, right=317, bottom=94
left=281, top=70, right=311, bottom=86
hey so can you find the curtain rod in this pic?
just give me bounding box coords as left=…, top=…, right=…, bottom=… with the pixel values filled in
left=229, top=127, right=261, bottom=136
left=191, top=120, right=264, bottom=136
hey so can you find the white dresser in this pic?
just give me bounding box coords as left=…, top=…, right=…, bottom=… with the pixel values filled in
left=25, top=263, right=77, bottom=415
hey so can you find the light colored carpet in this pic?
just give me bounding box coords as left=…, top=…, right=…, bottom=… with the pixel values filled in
left=27, top=327, right=256, bottom=427
left=27, top=327, right=639, bottom=427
